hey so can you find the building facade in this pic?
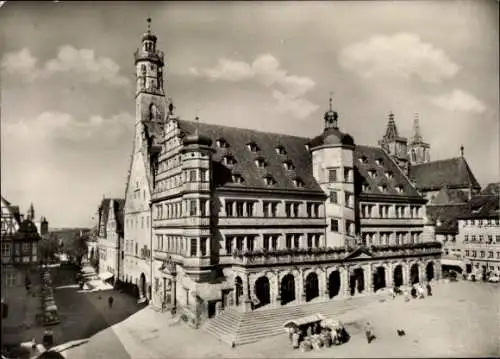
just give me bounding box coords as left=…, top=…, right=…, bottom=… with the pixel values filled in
left=120, top=21, right=443, bottom=322
left=458, top=195, right=500, bottom=276
left=96, top=198, right=124, bottom=283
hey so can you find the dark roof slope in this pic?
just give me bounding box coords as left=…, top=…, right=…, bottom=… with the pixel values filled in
left=175, top=119, right=423, bottom=200
left=354, top=145, right=422, bottom=198
left=113, top=199, right=125, bottom=236
left=458, top=195, right=499, bottom=219
left=426, top=204, right=469, bottom=234
left=176, top=119, right=323, bottom=193
left=431, top=187, right=468, bottom=205
left=482, top=182, right=500, bottom=195
left=409, top=157, right=481, bottom=192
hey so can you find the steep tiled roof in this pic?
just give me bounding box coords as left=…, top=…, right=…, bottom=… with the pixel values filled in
left=431, top=187, right=468, bottom=205
left=409, top=157, right=481, bottom=192
left=354, top=145, right=422, bottom=198
left=426, top=204, right=469, bottom=234
left=176, top=119, right=323, bottom=193
left=175, top=119, right=423, bottom=200
left=482, top=182, right=500, bottom=195
left=458, top=195, right=499, bottom=219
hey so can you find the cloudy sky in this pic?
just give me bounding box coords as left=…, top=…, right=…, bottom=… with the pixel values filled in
left=1, top=1, right=498, bottom=227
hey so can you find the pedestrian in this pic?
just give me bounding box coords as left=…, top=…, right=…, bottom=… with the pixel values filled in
left=108, top=295, right=114, bottom=309
left=426, top=283, right=432, bottom=296
left=364, top=322, right=376, bottom=344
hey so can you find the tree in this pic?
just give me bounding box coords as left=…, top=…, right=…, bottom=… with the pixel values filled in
left=65, top=232, right=88, bottom=266
left=39, top=234, right=60, bottom=264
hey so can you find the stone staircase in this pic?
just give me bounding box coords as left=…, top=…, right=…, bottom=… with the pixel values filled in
left=203, top=293, right=385, bottom=346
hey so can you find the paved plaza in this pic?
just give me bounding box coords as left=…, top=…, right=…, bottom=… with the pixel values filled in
left=61, top=280, right=499, bottom=359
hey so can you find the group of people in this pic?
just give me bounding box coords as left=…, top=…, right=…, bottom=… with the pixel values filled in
left=389, top=283, right=433, bottom=302
left=288, top=321, right=350, bottom=352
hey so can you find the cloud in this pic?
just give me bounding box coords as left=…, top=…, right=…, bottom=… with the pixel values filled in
left=190, top=54, right=317, bottom=119
left=431, top=89, right=486, bottom=113
left=1, top=46, right=130, bottom=86
left=339, top=33, right=460, bottom=83
left=4, top=111, right=134, bottom=143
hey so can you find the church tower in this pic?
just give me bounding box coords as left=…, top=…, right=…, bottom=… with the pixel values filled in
left=135, top=17, right=167, bottom=128
left=378, top=112, right=409, bottom=174
left=408, top=113, right=431, bottom=165
left=27, top=203, right=35, bottom=221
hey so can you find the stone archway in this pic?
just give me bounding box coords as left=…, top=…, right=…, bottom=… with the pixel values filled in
left=139, top=272, right=147, bottom=298
left=280, top=274, right=296, bottom=305
left=393, top=265, right=403, bottom=288
left=254, top=276, right=271, bottom=307
left=410, top=263, right=420, bottom=285
left=305, top=272, right=319, bottom=302
left=373, top=266, right=386, bottom=292
left=426, top=262, right=435, bottom=282
left=328, top=271, right=341, bottom=299
left=350, top=268, right=364, bottom=295
left=235, top=276, right=243, bottom=306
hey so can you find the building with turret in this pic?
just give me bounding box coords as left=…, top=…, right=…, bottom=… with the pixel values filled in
left=121, top=20, right=443, bottom=331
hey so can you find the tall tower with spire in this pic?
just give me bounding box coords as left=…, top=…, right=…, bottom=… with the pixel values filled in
left=408, top=113, right=431, bottom=165
left=27, top=203, right=35, bottom=221
left=378, top=112, right=409, bottom=173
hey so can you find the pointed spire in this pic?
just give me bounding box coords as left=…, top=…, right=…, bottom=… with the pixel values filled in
left=329, top=92, right=333, bottom=112
left=460, top=144, right=464, bottom=157
left=412, top=112, right=423, bottom=143
left=147, top=16, right=152, bottom=33
left=384, top=111, right=398, bottom=139
left=194, top=109, right=200, bottom=136
left=324, top=92, right=338, bottom=130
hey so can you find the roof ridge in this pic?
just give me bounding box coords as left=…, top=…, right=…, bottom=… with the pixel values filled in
left=176, top=118, right=311, bottom=141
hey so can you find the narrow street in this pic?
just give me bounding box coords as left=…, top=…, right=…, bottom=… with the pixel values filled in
left=49, top=266, right=141, bottom=359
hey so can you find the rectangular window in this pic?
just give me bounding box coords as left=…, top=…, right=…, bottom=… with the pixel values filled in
left=292, top=203, right=300, bottom=217
left=285, top=235, right=292, bottom=249
left=270, top=202, right=278, bottom=217
left=285, top=203, right=291, bottom=217
left=200, top=238, right=207, bottom=256
left=306, top=203, right=312, bottom=217
left=200, top=169, right=207, bottom=182
left=236, top=202, right=244, bottom=217
left=263, top=235, right=270, bottom=250
left=497, top=252, right=500, bottom=259
left=190, top=238, right=197, bottom=256
left=307, top=234, right=313, bottom=248
left=464, top=235, right=469, bottom=242
left=480, top=251, right=485, bottom=258
left=293, top=235, right=299, bottom=249
left=488, top=235, right=493, bottom=243
left=472, top=250, right=477, bottom=258
left=465, top=250, right=470, bottom=256
left=263, top=202, right=269, bottom=217
left=328, top=169, right=337, bottom=182
left=330, top=219, right=339, bottom=232
left=247, top=202, right=254, bottom=217
left=225, top=201, right=233, bottom=217
left=271, top=236, right=278, bottom=250
left=190, top=200, right=197, bottom=216
left=247, top=236, right=255, bottom=251
left=236, top=236, right=244, bottom=251
left=329, top=191, right=338, bottom=204
left=488, top=251, right=493, bottom=258
left=7, top=272, right=16, bottom=287
left=189, top=170, right=197, bottom=182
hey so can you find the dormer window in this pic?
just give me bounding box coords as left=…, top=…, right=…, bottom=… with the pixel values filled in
left=255, top=157, right=266, bottom=168
left=378, top=185, right=388, bottom=193
left=232, top=174, right=244, bottom=184
left=375, top=158, right=384, bottom=166
left=293, top=178, right=304, bottom=188
left=223, top=155, right=236, bottom=166
left=263, top=175, right=276, bottom=186
left=247, top=142, right=259, bottom=153
left=362, top=183, right=370, bottom=192
left=385, top=171, right=393, bottom=180
left=368, top=170, right=377, bottom=178
left=216, top=138, right=229, bottom=148
left=276, top=146, right=287, bottom=155
left=395, top=185, right=404, bottom=193
left=283, top=161, right=295, bottom=171
left=359, top=156, right=368, bottom=164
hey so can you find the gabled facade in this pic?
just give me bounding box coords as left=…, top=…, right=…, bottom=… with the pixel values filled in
left=97, top=198, right=125, bottom=282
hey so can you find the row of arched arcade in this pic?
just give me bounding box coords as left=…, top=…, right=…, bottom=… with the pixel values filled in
left=231, top=260, right=439, bottom=311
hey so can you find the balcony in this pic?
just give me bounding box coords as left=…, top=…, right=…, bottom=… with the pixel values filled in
left=218, top=216, right=325, bottom=227
left=360, top=217, right=423, bottom=226
left=182, top=182, right=210, bottom=193
left=370, top=242, right=442, bottom=257
left=231, top=247, right=347, bottom=266
left=154, top=217, right=210, bottom=228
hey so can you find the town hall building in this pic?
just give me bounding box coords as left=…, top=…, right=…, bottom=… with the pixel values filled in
left=122, top=19, right=445, bottom=330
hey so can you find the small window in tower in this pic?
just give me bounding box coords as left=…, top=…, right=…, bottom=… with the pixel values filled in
left=141, top=65, right=146, bottom=74
left=263, top=175, right=276, bottom=186
left=276, top=146, right=287, bottom=155
left=255, top=158, right=266, bottom=168
left=283, top=161, right=295, bottom=171
left=247, top=142, right=259, bottom=153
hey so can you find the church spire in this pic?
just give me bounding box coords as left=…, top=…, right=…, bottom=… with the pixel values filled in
left=411, top=113, right=423, bottom=144
left=27, top=203, right=35, bottom=221
left=384, top=111, right=399, bottom=140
